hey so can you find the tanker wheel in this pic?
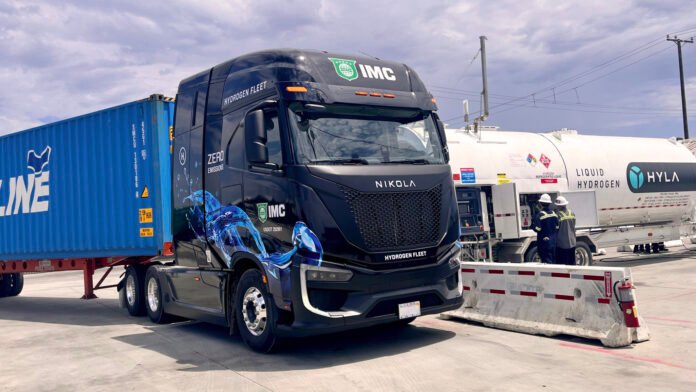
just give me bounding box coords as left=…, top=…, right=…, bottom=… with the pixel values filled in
left=124, top=265, right=146, bottom=317
left=524, top=246, right=540, bottom=263
left=575, top=243, right=593, bottom=266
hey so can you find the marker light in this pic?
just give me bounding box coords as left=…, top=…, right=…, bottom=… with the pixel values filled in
left=369, top=92, right=382, bottom=97
left=286, top=86, right=308, bottom=93
left=431, top=97, right=437, bottom=103
left=355, top=91, right=369, bottom=96
left=383, top=93, right=396, bottom=98
left=306, top=268, right=353, bottom=282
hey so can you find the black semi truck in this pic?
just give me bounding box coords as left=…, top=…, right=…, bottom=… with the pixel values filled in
left=0, top=48, right=461, bottom=352
left=134, top=49, right=463, bottom=351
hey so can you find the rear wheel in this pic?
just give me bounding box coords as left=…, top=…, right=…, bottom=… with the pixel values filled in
left=575, top=242, right=593, bottom=266
left=235, top=269, right=279, bottom=353
left=124, top=265, right=146, bottom=316
left=145, top=266, right=172, bottom=324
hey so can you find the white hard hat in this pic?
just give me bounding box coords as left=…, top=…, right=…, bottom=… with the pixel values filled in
left=539, top=193, right=552, bottom=204
left=555, top=196, right=569, bottom=206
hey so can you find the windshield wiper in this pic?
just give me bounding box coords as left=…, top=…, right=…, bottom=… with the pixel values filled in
left=309, top=158, right=370, bottom=165
left=386, top=158, right=431, bottom=164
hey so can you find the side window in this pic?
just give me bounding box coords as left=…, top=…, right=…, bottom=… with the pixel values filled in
left=264, top=109, right=282, bottom=166
left=223, top=113, right=245, bottom=169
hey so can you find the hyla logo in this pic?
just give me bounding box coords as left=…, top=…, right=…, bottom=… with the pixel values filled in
left=628, top=165, right=645, bottom=190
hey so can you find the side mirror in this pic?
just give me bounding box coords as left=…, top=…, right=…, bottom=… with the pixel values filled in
left=434, top=115, right=449, bottom=163
left=245, top=109, right=268, bottom=164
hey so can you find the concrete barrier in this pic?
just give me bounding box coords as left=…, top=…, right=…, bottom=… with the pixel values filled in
left=443, top=262, right=650, bottom=347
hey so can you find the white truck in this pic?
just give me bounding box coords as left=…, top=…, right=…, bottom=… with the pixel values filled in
left=447, top=128, right=696, bottom=264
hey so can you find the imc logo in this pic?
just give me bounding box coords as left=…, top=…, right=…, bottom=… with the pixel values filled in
left=0, top=146, right=52, bottom=217
left=329, top=58, right=397, bottom=82
left=628, top=165, right=645, bottom=190
left=256, top=202, right=285, bottom=223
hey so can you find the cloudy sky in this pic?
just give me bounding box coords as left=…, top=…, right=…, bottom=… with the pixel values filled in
left=1, top=0, right=695, bottom=138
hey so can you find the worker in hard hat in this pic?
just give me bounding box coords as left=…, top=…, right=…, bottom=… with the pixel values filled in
left=532, top=194, right=559, bottom=263
left=554, top=196, right=577, bottom=265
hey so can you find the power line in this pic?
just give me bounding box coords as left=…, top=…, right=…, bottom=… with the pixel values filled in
left=488, top=44, right=673, bottom=115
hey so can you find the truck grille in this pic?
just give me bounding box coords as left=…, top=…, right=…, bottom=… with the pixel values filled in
left=341, top=185, right=442, bottom=251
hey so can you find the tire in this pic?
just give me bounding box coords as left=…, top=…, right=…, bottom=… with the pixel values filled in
left=9, top=273, right=23, bottom=296
left=124, top=265, right=146, bottom=317
left=524, top=246, right=540, bottom=263
left=235, top=269, right=279, bottom=353
left=144, top=266, right=172, bottom=324
left=575, top=242, right=593, bottom=266
left=0, top=273, right=23, bottom=297
left=0, top=274, right=11, bottom=297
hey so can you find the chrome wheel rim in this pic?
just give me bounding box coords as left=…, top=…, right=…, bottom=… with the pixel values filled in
left=242, top=287, right=267, bottom=336
left=575, top=248, right=589, bottom=266
left=126, top=274, right=136, bottom=307
left=147, top=277, right=159, bottom=312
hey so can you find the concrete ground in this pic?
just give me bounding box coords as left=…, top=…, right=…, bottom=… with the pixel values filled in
left=1, top=246, right=695, bottom=391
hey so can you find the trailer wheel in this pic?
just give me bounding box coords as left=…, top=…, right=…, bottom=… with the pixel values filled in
left=524, top=246, right=540, bottom=263
left=575, top=242, right=593, bottom=266
left=235, top=269, right=279, bottom=353
left=0, top=273, right=23, bottom=297
left=124, top=265, right=146, bottom=317
left=145, top=267, right=172, bottom=324
left=8, top=273, right=23, bottom=296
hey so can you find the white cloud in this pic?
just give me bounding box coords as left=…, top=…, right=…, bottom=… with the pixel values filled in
left=0, top=0, right=695, bottom=136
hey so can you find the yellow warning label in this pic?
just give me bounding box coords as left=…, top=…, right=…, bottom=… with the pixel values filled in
left=498, top=179, right=511, bottom=184
left=141, top=186, right=149, bottom=199
left=497, top=173, right=506, bottom=178
left=140, top=227, right=154, bottom=237
left=139, top=208, right=153, bottom=224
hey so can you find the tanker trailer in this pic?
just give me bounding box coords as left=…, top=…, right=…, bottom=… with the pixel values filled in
left=447, top=128, right=696, bottom=265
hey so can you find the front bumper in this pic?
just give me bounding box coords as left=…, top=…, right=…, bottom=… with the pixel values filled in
left=275, top=251, right=463, bottom=338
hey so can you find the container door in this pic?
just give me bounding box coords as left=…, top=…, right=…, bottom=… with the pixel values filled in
left=492, top=182, right=521, bottom=239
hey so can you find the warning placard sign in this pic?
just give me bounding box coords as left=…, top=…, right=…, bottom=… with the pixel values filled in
left=139, top=208, right=153, bottom=224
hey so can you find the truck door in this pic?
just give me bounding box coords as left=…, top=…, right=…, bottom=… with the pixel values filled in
left=492, top=182, right=521, bottom=239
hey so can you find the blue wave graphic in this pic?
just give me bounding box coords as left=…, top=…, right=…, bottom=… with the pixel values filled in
left=185, top=190, right=322, bottom=278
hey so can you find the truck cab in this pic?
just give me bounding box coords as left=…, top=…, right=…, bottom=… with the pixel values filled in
left=145, top=49, right=462, bottom=351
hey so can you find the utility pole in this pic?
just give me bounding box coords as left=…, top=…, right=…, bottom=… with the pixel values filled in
left=667, top=35, right=693, bottom=139
left=474, top=36, right=489, bottom=136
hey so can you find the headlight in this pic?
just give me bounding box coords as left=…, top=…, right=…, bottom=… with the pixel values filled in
left=306, top=266, right=353, bottom=282
left=449, top=244, right=462, bottom=269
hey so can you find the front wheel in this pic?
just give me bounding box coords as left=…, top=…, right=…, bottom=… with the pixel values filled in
left=235, top=269, right=279, bottom=353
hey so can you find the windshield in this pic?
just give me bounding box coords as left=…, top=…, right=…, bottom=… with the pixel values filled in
left=288, top=104, right=445, bottom=165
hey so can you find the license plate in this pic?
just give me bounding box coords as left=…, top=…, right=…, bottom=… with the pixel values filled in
left=398, top=301, right=421, bottom=319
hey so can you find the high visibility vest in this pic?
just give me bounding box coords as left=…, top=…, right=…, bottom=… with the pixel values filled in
left=558, top=208, right=575, bottom=222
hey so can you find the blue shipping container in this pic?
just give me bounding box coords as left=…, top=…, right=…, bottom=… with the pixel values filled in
left=0, top=95, right=174, bottom=261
